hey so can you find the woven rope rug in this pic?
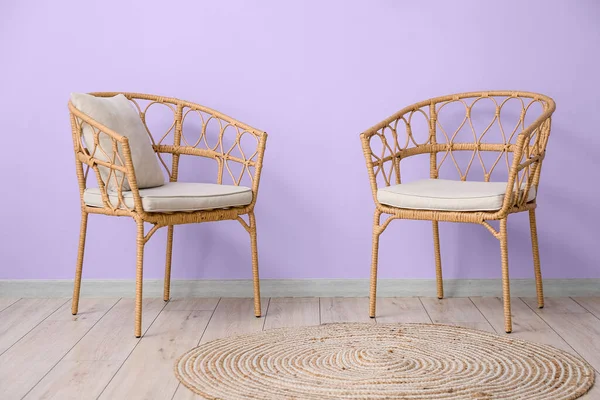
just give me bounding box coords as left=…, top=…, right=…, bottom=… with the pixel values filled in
left=175, top=323, right=594, bottom=399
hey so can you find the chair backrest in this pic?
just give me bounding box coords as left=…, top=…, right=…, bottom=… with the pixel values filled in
left=361, top=91, right=555, bottom=196
left=70, top=93, right=268, bottom=197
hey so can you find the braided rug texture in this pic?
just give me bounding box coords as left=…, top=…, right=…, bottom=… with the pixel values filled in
left=175, top=323, right=594, bottom=399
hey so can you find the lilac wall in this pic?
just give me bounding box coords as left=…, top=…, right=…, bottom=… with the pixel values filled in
left=1, top=1, right=599, bottom=280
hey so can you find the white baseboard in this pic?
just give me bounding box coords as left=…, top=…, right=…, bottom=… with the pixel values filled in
left=0, top=279, right=598, bottom=298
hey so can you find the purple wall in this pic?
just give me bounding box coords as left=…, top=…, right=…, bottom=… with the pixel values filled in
left=1, top=0, right=599, bottom=280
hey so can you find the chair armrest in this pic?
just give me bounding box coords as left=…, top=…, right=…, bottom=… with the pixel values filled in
left=360, top=121, right=431, bottom=204
left=153, top=131, right=267, bottom=202
left=69, top=102, right=144, bottom=213
left=499, top=112, right=553, bottom=214
left=152, top=101, right=268, bottom=208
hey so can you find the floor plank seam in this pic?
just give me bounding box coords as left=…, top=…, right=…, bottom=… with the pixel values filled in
left=0, top=298, right=70, bottom=359
left=95, top=298, right=170, bottom=400
left=469, top=297, right=499, bottom=334
left=21, top=298, right=121, bottom=400
left=520, top=297, right=600, bottom=375
left=417, top=297, right=435, bottom=324
left=318, top=298, right=322, bottom=325
left=261, top=298, right=272, bottom=331
left=0, top=298, right=21, bottom=313
left=170, top=297, right=222, bottom=400
left=570, top=297, right=600, bottom=322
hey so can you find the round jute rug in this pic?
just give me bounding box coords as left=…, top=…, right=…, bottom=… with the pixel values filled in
left=175, top=323, right=594, bottom=399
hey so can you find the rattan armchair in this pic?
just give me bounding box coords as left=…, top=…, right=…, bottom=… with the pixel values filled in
left=360, top=91, right=555, bottom=333
left=69, top=92, right=267, bottom=337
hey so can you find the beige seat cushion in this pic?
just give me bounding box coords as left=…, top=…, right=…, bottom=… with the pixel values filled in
left=377, top=179, right=536, bottom=212
left=84, top=182, right=252, bottom=212
left=71, top=93, right=165, bottom=191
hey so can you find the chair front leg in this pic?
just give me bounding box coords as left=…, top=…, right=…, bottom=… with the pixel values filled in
left=432, top=221, right=443, bottom=299
left=499, top=218, right=512, bottom=333
left=369, top=210, right=383, bottom=318
left=528, top=209, right=544, bottom=308
left=135, top=219, right=145, bottom=338
left=249, top=212, right=261, bottom=317
left=72, top=212, right=89, bottom=315
left=164, top=225, right=174, bottom=302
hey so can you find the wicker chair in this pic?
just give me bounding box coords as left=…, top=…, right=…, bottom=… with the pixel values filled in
left=69, top=92, right=267, bottom=337
left=360, top=91, right=555, bottom=333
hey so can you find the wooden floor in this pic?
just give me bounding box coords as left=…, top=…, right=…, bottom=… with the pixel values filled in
left=0, top=297, right=598, bottom=399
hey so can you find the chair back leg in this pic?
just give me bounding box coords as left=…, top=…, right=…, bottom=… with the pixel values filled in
left=163, top=225, right=174, bottom=302
left=499, top=218, right=512, bottom=333
left=369, top=210, right=382, bottom=318
left=432, top=221, right=444, bottom=299
left=72, top=212, right=89, bottom=315
left=249, top=212, right=262, bottom=317
left=529, top=209, right=544, bottom=308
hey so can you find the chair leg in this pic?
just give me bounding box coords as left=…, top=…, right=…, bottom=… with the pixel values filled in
left=369, top=211, right=382, bottom=318
left=529, top=209, right=544, bottom=308
left=249, top=212, right=261, bottom=317
left=500, top=218, right=512, bottom=333
left=135, top=220, right=145, bottom=338
left=71, top=212, right=88, bottom=315
left=432, top=221, right=443, bottom=299
left=163, top=225, right=174, bottom=302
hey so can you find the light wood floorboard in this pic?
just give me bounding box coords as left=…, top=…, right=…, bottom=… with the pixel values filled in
left=375, top=297, right=432, bottom=323
left=470, top=296, right=576, bottom=354
left=573, top=297, right=600, bottom=318
left=0, top=296, right=597, bottom=399
left=163, top=298, right=220, bottom=312
left=23, top=298, right=166, bottom=400
left=523, top=297, right=600, bottom=372
left=0, top=298, right=69, bottom=355
left=420, top=297, right=495, bottom=332
left=198, top=297, right=269, bottom=343
left=98, top=309, right=214, bottom=400
left=0, top=299, right=116, bottom=400
left=320, top=297, right=374, bottom=323
left=263, top=297, right=320, bottom=330
left=0, top=298, right=20, bottom=313
left=524, top=296, right=589, bottom=314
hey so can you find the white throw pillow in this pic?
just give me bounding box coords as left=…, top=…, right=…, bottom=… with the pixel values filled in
left=70, top=93, right=165, bottom=191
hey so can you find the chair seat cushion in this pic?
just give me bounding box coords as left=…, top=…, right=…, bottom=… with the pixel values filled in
left=377, top=179, right=536, bottom=212
left=84, top=182, right=252, bottom=212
